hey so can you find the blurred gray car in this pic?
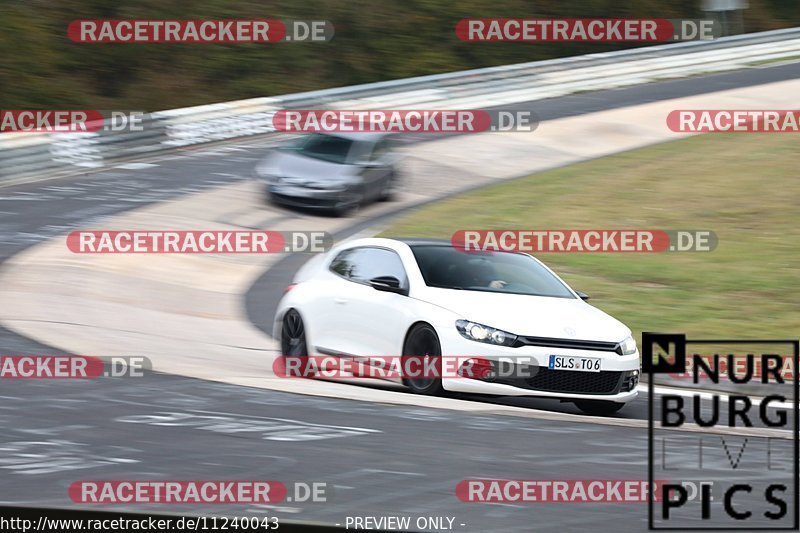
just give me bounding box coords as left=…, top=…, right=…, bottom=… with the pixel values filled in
left=254, top=132, right=401, bottom=216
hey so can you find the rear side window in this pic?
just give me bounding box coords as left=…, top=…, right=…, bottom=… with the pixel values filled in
left=370, top=139, right=390, bottom=162
left=329, top=249, right=356, bottom=277
left=329, top=247, right=408, bottom=288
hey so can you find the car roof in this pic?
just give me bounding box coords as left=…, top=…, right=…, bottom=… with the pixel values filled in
left=392, top=237, right=452, bottom=247
left=334, top=237, right=450, bottom=252
left=334, top=237, right=534, bottom=262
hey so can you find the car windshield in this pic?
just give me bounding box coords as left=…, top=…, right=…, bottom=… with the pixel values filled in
left=281, top=133, right=355, bottom=164
left=410, top=245, right=576, bottom=298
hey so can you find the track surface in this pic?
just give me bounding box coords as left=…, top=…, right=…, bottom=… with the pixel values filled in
left=2, top=374, right=791, bottom=531
left=1, top=63, right=798, bottom=531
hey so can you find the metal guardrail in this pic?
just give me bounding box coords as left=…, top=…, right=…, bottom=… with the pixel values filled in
left=1, top=27, right=799, bottom=183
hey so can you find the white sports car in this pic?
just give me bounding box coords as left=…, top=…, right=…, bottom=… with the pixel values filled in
left=274, top=237, right=640, bottom=415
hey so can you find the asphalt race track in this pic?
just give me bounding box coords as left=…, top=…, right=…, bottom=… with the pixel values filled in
left=1, top=374, right=788, bottom=532
left=1, top=63, right=798, bottom=531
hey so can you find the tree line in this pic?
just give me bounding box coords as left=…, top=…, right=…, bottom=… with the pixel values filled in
left=1, top=0, right=796, bottom=110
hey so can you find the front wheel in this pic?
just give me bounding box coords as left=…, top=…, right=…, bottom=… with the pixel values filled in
left=401, top=323, right=444, bottom=395
left=331, top=190, right=363, bottom=217
left=574, top=400, right=625, bottom=416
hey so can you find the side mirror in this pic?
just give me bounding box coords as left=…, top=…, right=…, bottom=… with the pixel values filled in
left=369, top=276, right=407, bottom=295
left=576, top=291, right=590, bottom=301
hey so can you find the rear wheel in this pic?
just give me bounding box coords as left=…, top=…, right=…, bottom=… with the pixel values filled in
left=280, top=309, right=308, bottom=357
left=402, top=323, right=444, bottom=395
left=574, top=400, right=624, bottom=416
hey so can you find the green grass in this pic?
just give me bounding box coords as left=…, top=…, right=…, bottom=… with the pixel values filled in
left=381, top=133, right=799, bottom=342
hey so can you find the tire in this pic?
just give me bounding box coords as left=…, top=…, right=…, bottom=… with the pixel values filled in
left=574, top=400, right=625, bottom=416
left=331, top=203, right=355, bottom=217
left=331, top=189, right=364, bottom=217
left=401, top=323, right=444, bottom=395
left=264, top=187, right=276, bottom=205
left=280, top=309, right=308, bottom=357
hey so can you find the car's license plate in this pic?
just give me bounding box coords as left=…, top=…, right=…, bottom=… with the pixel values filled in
left=549, top=354, right=601, bottom=372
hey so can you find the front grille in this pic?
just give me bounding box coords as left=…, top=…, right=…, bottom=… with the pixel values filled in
left=271, top=192, right=335, bottom=208
left=514, top=336, right=622, bottom=354
left=524, top=368, right=623, bottom=395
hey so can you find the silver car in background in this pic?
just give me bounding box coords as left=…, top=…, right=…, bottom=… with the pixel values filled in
left=255, top=132, right=402, bottom=216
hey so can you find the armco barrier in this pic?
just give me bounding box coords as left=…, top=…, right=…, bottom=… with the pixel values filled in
left=1, top=27, right=799, bottom=183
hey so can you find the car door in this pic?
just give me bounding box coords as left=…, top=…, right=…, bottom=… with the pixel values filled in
left=369, top=138, right=394, bottom=199
left=353, top=139, right=391, bottom=201
left=310, top=247, right=362, bottom=355
left=343, top=247, right=411, bottom=355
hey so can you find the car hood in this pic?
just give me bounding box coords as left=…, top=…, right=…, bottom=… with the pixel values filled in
left=418, top=288, right=630, bottom=342
left=259, top=151, right=354, bottom=182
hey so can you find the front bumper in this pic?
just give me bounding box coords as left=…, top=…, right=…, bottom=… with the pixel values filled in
left=438, top=329, right=640, bottom=403
left=266, top=183, right=360, bottom=211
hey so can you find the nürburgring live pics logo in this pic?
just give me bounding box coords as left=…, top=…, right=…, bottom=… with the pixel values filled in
left=644, top=332, right=799, bottom=530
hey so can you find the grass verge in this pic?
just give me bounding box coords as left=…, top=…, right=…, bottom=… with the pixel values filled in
left=380, top=133, right=799, bottom=342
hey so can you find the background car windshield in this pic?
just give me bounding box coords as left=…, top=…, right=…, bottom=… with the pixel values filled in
left=286, top=133, right=354, bottom=164
left=411, top=245, right=575, bottom=298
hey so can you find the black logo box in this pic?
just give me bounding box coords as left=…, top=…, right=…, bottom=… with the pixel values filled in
left=643, top=333, right=799, bottom=531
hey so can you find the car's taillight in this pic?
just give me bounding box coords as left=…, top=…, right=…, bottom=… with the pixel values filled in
left=284, top=283, right=297, bottom=293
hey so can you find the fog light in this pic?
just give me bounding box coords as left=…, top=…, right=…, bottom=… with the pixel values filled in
left=459, top=358, right=496, bottom=381
left=621, top=369, right=640, bottom=392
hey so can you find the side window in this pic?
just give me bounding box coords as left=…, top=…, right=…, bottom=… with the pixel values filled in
left=370, top=140, right=389, bottom=162
left=329, top=249, right=356, bottom=278
left=348, top=140, right=372, bottom=164
left=329, top=247, right=407, bottom=288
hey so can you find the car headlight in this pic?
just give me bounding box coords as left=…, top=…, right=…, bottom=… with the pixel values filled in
left=254, top=160, right=279, bottom=182
left=256, top=171, right=280, bottom=183
left=619, top=335, right=637, bottom=355
left=455, top=319, right=517, bottom=347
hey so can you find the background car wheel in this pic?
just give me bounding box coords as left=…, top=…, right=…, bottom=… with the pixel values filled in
left=574, top=400, right=624, bottom=416
left=280, top=309, right=308, bottom=357
left=331, top=190, right=364, bottom=217
left=402, top=323, right=444, bottom=395
left=332, top=204, right=355, bottom=217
